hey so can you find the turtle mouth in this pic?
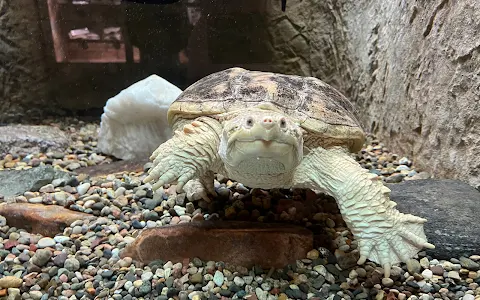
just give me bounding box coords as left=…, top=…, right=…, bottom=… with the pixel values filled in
left=233, top=139, right=294, bottom=156
left=222, top=139, right=299, bottom=173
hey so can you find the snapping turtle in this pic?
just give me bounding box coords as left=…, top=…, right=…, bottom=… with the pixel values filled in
left=143, top=67, right=434, bottom=277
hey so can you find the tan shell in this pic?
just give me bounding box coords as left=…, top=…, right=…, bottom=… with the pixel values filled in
left=168, top=67, right=365, bottom=152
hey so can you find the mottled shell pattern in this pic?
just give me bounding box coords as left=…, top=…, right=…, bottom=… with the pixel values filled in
left=167, top=67, right=365, bottom=152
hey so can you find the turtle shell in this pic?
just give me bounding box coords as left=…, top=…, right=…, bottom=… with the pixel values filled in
left=168, top=67, right=365, bottom=152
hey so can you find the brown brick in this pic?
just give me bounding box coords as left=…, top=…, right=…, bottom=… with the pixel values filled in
left=121, top=221, right=313, bottom=269
left=0, top=203, right=95, bottom=237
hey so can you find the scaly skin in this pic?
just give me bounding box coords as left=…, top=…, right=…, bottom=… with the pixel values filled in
left=292, top=146, right=435, bottom=277
left=143, top=117, right=222, bottom=193
left=182, top=171, right=217, bottom=202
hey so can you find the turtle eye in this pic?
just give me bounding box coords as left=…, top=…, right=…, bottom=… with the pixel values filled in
left=246, top=117, right=254, bottom=127
left=279, top=118, right=287, bottom=128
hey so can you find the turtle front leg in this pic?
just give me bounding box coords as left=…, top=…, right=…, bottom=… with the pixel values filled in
left=143, top=117, right=222, bottom=194
left=293, top=146, right=434, bottom=277
left=182, top=171, right=217, bottom=202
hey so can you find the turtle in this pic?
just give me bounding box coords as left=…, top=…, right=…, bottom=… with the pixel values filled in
left=143, top=67, right=434, bottom=277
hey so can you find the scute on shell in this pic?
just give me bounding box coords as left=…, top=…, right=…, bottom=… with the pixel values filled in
left=168, top=67, right=365, bottom=152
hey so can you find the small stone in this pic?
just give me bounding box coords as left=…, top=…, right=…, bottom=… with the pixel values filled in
left=29, top=291, right=43, bottom=300
left=460, top=257, right=480, bottom=271
left=213, top=271, right=224, bottom=286
left=431, top=265, right=444, bottom=276
left=53, top=252, right=67, bottom=266
left=326, top=218, right=335, bottom=228
left=64, top=258, right=80, bottom=271
left=447, top=270, right=461, bottom=280
left=133, top=280, right=143, bottom=288
left=39, top=184, right=55, bottom=193
left=421, top=269, right=433, bottom=279
left=420, top=257, right=430, bottom=269
left=385, top=173, right=405, bottom=183
left=353, top=268, right=365, bottom=278
left=190, top=273, right=203, bottom=284
left=53, top=236, right=70, bottom=244
left=186, top=202, right=195, bottom=214
left=0, top=276, right=22, bottom=288
left=243, top=276, right=254, bottom=285
left=382, top=277, right=394, bottom=287
left=141, top=271, right=153, bottom=281
left=7, top=288, right=21, bottom=299
left=406, top=259, right=421, bottom=274
left=233, top=276, right=245, bottom=286
left=37, top=237, right=55, bottom=248
left=306, top=249, right=319, bottom=260
left=31, top=249, right=52, bottom=267
left=76, top=183, right=90, bottom=195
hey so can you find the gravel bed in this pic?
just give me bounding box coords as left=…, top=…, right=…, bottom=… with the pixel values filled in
left=0, top=118, right=478, bottom=300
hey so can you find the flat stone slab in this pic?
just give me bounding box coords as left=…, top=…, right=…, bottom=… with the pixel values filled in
left=0, top=165, right=73, bottom=197
left=121, top=221, right=313, bottom=268
left=0, top=203, right=96, bottom=237
left=0, top=125, right=69, bottom=155
left=388, top=179, right=480, bottom=259
left=75, top=159, right=148, bottom=177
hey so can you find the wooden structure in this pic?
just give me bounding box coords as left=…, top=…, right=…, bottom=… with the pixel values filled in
left=44, top=0, right=140, bottom=63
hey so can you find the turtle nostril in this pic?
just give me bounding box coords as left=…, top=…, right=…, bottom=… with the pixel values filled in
left=263, top=117, right=273, bottom=123
left=261, top=117, right=275, bottom=129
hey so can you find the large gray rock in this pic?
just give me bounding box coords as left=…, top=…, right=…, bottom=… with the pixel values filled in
left=0, top=165, right=73, bottom=197
left=0, top=125, right=69, bottom=155
left=266, top=0, right=480, bottom=189
left=388, top=179, right=480, bottom=260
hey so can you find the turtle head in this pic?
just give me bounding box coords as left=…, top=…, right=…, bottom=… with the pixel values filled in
left=218, top=105, right=303, bottom=176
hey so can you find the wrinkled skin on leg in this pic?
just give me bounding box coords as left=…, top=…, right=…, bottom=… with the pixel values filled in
left=292, top=146, right=435, bottom=278
left=182, top=171, right=217, bottom=202
left=143, top=117, right=222, bottom=194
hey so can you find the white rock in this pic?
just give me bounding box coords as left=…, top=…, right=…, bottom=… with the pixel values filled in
left=462, top=294, right=475, bottom=300
left=421, top=269, right=433, bottom=279
left=53, top=236, right=71, bottom=244
left=76, top=183, right=90, bottom=196
left=97, top=74, right=182, bottom=160
left=233, top=276, right=245, bottom=286
left=37, top=237, right=55, bottom=248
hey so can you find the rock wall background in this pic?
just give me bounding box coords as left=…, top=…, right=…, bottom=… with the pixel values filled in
left=266, top=0, right=480, bottom=189
left=1, top=0, right=479, bottom=188
left=0, top=0, right=55, bottom=122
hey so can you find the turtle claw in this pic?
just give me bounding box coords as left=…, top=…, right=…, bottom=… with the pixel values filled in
left=182, top=176, right=216, bottom=202
left=355, top=212, right=434, bottom=278
left=144, top=139, right=198, bottom=191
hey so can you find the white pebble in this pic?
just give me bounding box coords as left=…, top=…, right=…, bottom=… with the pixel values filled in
left=53, top=236, right=71, bottom=244
left=421, top=269, right=433, bottom=279
left=349, top=270, right=358, bottom=279
left=146, top=221, right=157, bottom=228
left=462, top=294, right=475, bottom=300
left=243, top=276, right=253, bottom=285
left=28, top=197, right=43, bottom=204
left=77, top=183, right=91, bottom=196
left=37, top=237, right=55, bottom=248
left=141, top=271, right=153, bottom=281
left=233, top=276, right=245, bottom=286
left=123, top=237, right=135, bottom=244
left=213, top=270, right=224, bottom=286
